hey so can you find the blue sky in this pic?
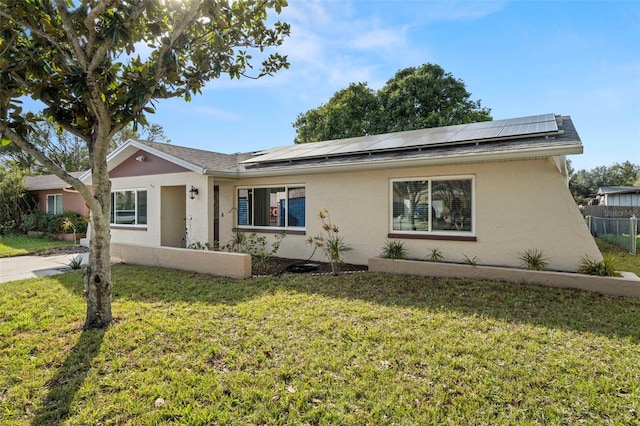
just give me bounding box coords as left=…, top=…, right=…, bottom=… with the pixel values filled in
left=132, top=1, right=638, bottom=170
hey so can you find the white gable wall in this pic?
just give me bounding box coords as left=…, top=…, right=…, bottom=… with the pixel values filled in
left=110, top=171, right=210, bottom=248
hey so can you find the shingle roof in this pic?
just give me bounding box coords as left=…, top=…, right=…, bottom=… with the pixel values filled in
left=134, top=140, right=253, bottom=172
left=25, top=171, right=86, bottom=190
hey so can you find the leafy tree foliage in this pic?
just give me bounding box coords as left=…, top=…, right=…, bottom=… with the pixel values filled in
left=0, top=166, right=37, bottom=235
left=569, top=161, right=640, bottom=205
left=0, top=116, right=171, bottom=173
left=0, top=0, right=289, bottom=329
left=293, top=63, right=492, bottom=143
left=294, top=83, right=380, bottom=143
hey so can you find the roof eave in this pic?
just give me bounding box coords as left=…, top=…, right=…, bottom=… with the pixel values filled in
left=235, top=144, right=583, bottom=178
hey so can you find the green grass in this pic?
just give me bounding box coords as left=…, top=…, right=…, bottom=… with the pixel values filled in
left=596, top=237, right=640, bottom=276
left=1, top=265, right=639, bottom=425
left=0, top=234, right=76, bottom=258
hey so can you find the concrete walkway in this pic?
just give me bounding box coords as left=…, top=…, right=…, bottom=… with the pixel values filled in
left=0, top=252, right=89, bottom=283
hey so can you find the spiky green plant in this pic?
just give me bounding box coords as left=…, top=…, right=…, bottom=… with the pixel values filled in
left=578, top=254, right=618, bottom=277
left=427, top=247, right=444, bottom=262
left=519, top=248, right=549, bottom=271
left=381, top=239, right=407, bottom=260
left=307, top=209, right=352, bottom=275
left=462, top=254, right=478, bottom=267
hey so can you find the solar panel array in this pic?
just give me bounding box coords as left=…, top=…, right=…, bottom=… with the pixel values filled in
left=243, top=113, right=559, bottom=164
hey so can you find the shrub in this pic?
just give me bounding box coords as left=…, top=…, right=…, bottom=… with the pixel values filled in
left=223, top=231, right=286, bottom=275
left=426, top=247, right=444, bottom=262
left=20, top=211, right=89, bottom=235
left=462, top=254, right=478, bottom=266
left=578, top=254, right=618, bottom=277
left=307, top=209, right=352, bottom=275
left=518, top=248, right=549, bottom=271
left=381, top=239, right=407, bottom=259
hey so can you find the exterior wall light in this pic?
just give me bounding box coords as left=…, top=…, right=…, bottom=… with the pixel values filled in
left=189, top=186, right=199, bottom=200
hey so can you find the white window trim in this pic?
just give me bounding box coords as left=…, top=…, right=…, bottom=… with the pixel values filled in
left=235, top=184, right=306, bottom=230
left=46, top=193, right=63, bottom=215
left=110, top=188, right=147, bottom=227
left=389, top=175, right=476, bottom=237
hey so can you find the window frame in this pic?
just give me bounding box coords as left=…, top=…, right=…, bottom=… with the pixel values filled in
left=235, top=184, right=306, bottom=232
left=389, top=175, right=476, bottom=240
left=46, top=193, right=63, bottom=215
left=110, top=188, right=147, bottom=228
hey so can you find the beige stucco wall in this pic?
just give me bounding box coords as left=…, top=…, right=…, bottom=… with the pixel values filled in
left=227, top=157, right=601, bottom=272
left=111, top=243, right=251, bottom=279
left=109, top=156, right=602, bottom=273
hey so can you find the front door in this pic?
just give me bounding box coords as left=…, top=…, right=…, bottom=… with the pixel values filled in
left=161, top=185, right=186, bottom=248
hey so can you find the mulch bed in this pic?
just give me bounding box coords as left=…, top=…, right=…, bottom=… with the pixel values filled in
left=258, top=257, right=368, bottom=276
left=39, top=245, right=89, bottom=256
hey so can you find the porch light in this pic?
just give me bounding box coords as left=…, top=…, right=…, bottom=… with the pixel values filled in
left=189, top=186, right=199, bottom=200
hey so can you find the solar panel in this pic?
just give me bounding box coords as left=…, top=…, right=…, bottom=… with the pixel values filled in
left=242, top=113, right=560, bottom=164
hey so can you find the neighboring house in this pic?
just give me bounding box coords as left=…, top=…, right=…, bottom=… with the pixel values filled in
left=81, top=113, right=601, bottom=272
left=25, top=171, right=90, bottom=216
left=596, top=186, right=640, bottom=207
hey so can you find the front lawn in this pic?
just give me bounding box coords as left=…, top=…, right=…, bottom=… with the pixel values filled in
left=0, top=234, right=76, bottom=258
left=1, top=266, right=638, bottom=424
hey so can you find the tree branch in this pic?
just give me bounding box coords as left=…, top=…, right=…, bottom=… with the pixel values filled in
left=54, top=0, right=89, bottom=69
left=0, top=123, right=99, bottom=212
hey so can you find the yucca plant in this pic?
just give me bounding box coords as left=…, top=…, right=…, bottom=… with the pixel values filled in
left=307, top=209, right=352, bottom=275
left=426, top=247, right=444, bottom=262
left=68, top=256, right=84, bottom=270
left=462, top=254, right=478, bottom=267
left=578, top=254, right=618, bottom=277
left=381, top=239, right=407, bottom=260
left=519, top=248, right=549, bottom=271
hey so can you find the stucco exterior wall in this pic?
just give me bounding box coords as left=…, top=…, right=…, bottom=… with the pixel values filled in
left=230, top=157, right=601, bottom=272
left=109, top=156, right=601, bottom=273
left=110, top=171, right=210, bottom=247
left=32, top=189, right=90, bottom=216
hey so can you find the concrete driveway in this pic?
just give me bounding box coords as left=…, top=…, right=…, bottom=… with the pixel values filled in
left=0, top=252, right=89, bottom=283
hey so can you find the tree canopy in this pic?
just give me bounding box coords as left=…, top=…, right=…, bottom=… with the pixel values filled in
left=0, top=0, right=290, bottom=329
left=293, top=63, right=492, bottom=143
left=0, top=117, right=170, bottom=173
left=569, top=161, right=640, bottom=205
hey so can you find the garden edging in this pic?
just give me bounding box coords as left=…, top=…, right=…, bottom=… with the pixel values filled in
left=368, top=257, right=640, bottom=299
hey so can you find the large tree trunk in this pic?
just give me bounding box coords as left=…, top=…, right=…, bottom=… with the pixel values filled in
left=83, top=150, right=113, bottom=329
left=84, top=209, right=112, bottom=329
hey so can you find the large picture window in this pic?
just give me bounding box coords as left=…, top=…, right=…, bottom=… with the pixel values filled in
left=110, top=190, right=147, bottom=226
left=391, top=177, right=473, bottom=235
left=237, top=186, right=305, bottom=229
left=46, top=194, right=63, bottom=214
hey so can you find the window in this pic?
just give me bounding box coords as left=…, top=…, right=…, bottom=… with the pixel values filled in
left=110, top=190, right=147, bottom=226
left=46, top=194, right=63, bottom=214
left=237, top=186, right=305, bottom=229
left=391, top=177, right=474, bottom=235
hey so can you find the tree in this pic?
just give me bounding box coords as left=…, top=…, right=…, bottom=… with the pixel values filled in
left=0, top=0, right=289, bottom=329
left=293, top=83, right=380, bottom=143
left=293, top=63, right=492, bottom=143
left=0, top=117, right=170, bottom=173
left=0, top=165, right=37, bottom=235
left=569, top=161, right=640, bottom=205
